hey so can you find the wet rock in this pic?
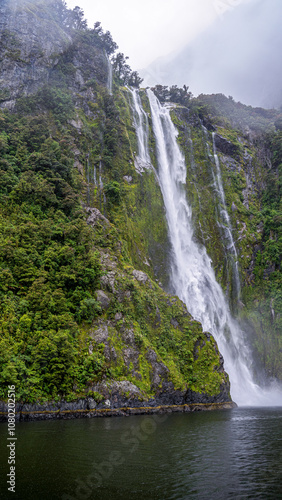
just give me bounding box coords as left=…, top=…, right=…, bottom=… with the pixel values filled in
left=70, top=118, right=83, bottom=131
left=146, top=349, right=169, bottom=389
left=100, top=251, right=117, bottom=271
left=170, top=317, right=180, bottom=328
left=123, top=175, right=132, bottom=183
left=104, top=344, right=117, bottom=362
left=121, top=328, right=136, bottom=347
left=214, top=134, right=240, bottom=159
left=88, top=341, right=93, bottom=355
left=87, top=398, right=97, bottom=410
left=123, top=347, right=140, bottom=371
left=74, top=159, right=84, bottom=173
left=96, top=290, right=110, bottom=310
left=132, top=269, right=148, bottom=283
left=85, top=206, right=111, bottom=227
left=100, top=271, right=116, bottom=293
left=89, top=325, right=109, bottom=343
left=154, top=306, right=161, bottom=326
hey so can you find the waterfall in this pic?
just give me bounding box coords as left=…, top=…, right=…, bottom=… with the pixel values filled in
left=147, top=89, right=282, bottom=406
left=129, top=88, right=152, bottom=173
left=99, top=160, right=103, bottom=188
left=106, top=53, right=113, bottom=94
left=211, top=132, right=241, bottom=302
left=86, top=153, right=90, bottom=205
left=94, top=165, right=97, bottom=186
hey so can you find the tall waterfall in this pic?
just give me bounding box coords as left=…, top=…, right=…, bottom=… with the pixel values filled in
left=146, top=89, right=282, bottom=406
left=129, top=89, right=152, bottom=173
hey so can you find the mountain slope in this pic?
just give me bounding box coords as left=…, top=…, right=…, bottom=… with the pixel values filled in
left=0, top=0, right=233, bottom=413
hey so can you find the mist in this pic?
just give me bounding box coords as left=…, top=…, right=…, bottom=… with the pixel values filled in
left=142, top=0, right=282, bottom=108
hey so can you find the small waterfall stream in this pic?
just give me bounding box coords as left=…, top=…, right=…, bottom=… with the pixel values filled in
left=93, top=165, right=97, bottom=187
left=211, top=132, right=241, bottom=301
left=145, top=89, right=282, bottom=406
left=106, top=53, right=113, bottom=95
left=129, top=88, right=152, bottom=172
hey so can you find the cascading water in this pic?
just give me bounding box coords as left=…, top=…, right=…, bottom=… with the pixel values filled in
left=106, top=53, right=113, bottom=95
left=93, top=165, right=97, bottom=187
left=99, top=160, right=103, bottom=189
left=129, top=89, right=152, bottom=172
left=146, top=89, right=282, bottom=406
left=201, top=126, right=241, bottom=304
left=212, top=132, right=241, bottom=302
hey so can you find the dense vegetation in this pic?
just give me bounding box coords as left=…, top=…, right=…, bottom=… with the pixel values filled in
left=0, top=101, right=103, bottom=400
left=0, top=98, right=226, bottom=401
left=194, top=93, right=280, bottom=133
left=0, top=2, right=228, bottom=402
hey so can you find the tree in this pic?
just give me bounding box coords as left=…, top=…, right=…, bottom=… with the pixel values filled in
left=151, top=84, right=192, bottom=106
left=93, top=23, right=118, bottom=55
left=128, top=71, right=143, bottom=88
left=112, top=52, right=131, bottom=83
left=68, top=6, right=87, bottom=30
left=150, top=85, right=170, bottom=103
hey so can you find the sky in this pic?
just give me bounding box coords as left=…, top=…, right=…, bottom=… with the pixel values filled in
left=140, top=0, right=282, bottom=107
left=66, top=0, right=251, bottom=69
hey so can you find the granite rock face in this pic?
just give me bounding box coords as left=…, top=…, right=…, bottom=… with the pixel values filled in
left=0, top=0, right=108, bottom=108
left=214, top=133, right=240, bottom=160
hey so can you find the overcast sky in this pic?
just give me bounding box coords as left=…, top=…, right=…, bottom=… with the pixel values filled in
left=66, top=0, right=251, bottom=69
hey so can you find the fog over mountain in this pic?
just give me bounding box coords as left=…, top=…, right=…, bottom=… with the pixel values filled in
left=142, top=0, right=282, bottom=108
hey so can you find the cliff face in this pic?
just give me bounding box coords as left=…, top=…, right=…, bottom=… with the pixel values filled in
left=0, top=0, right=108, bottom=108
left=0, top=0, right=280, bottom=413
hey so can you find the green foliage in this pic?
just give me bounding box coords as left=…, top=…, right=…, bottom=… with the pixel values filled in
left=194, top=93, right=278, bottom=132
left=151, top=84, right=192, bottom=106
left=104, top=181, right=121, bottom=205
left=16, top=86, right=74, bottom=122
left=0, top=101, right=108, bottom=401
left=112, top=52, right=143, bottom=87
left=92, top=22, right=118, bottom=55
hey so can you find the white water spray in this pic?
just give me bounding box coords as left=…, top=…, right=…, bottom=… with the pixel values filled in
left=147, top=89, right=282, bottom=406
left=129, top=89, right=152, bottom=173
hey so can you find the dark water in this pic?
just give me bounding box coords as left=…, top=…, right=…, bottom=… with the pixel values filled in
left=1, top=407, right=282, bottom=500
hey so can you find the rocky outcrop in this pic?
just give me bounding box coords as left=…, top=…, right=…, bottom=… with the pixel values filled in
left=0, top=0, right=109, bottom=108
left=0, top=379, right=235, bottom=422
left=214, top=133, right=241, bottom=159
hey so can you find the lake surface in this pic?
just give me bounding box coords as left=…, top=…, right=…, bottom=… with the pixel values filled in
left=0, top=407, right=282, bottom=500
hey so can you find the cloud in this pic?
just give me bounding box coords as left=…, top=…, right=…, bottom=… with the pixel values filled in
left=66, top=0, right=250, bottom=68
left=142, top=0, right=282, bottom=108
